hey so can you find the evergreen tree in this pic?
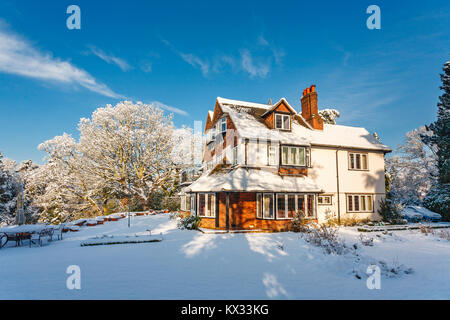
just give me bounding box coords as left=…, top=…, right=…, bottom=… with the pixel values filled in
left=421, top=61, right=450, bottom=220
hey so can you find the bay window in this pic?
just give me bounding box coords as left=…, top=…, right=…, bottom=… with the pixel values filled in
left=257, top=193, right=316, bottom=219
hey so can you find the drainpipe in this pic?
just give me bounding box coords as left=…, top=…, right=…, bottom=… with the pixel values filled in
left=335, top=148, right=341, bottom=224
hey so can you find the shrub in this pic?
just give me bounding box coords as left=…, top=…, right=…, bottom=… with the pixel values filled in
left=162, top=196, right=180, bottom=212
left=290, top=210, right=308, bottom=232
left=149, top=190, right=165, bottom=210
left=377, top=198, right=402, bottom=223
left=177, top=214, right=202, bottom=230
left=302, top=224, right=347, bottom=255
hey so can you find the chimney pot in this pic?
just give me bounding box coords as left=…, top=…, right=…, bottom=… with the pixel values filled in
left=311, top=84, right=316, bottom=92
left=306, top=87, right=310, bottom=94
left=303, top=89, right=307, bottom=96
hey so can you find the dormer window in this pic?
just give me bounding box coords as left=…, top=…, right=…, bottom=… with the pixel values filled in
left=275, top=114, right=290, bottom=130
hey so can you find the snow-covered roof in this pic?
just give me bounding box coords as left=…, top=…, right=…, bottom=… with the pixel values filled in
left=208, top=110, right=214, bottom=119
left=217, top=97, right=272, bottom=110
left=308, top=124, right=391, bottom=151
left=186, top=167, right=323, bottom=193
left=216, top=97, right=391, bottom=152
left=219, top=103, right=310, bottom=145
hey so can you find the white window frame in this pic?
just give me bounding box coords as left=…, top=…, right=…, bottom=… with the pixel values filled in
left=348, top=152, right=369, bottom=170
left=257, top=193, right=316, bottom=220
left=190, top=195, right=196, bottom=215
left=261, top=193, right=275, bottom=219
left=275, top=113, right=290, bottom=130
left=197, top=193, right=216, bottom=217
left=347, top=194, right=374, bottom=213
left=318, top=195, right=332, bottom=205
left=281, top=146, right=306, bottom=166
left=268, top=145, right=277, bottom=165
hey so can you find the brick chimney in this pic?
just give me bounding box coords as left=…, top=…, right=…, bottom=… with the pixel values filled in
left=301, top=84, right=323, bottom=130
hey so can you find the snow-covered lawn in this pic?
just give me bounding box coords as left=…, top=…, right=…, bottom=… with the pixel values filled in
left=1, top=214, right=449, bottom=299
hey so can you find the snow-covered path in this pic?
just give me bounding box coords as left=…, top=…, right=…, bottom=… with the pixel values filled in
left=1, top=214, right=449, bottom=299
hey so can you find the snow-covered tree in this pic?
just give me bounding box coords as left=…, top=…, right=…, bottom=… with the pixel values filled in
left=77, top=101, right=180, bottom=208
left=35, top=101, right=183, bottom=220
left=386, top=127, right=438, bottom=205
left=420, top=61, right=450, bottom=219
left=0, top=154, right=40, bottom=225
left=0, top=152, right=17, bottom=225
left=319, top=109, right=340, bottom=125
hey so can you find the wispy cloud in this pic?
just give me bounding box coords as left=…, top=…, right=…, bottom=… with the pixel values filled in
left=179, top=53, right=210, bottom=76
left=151, top=100, right=188, bottom=116
left=88, top=45, right=131, bottom=71
left=0, top=27, right=123, bottom=98
left=240, top=49, right=270, bottom=78
left=161, top=36, right=282, bottom=79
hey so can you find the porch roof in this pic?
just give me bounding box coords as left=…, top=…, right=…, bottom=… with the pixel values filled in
left=185, top=167, right=323, bottom=193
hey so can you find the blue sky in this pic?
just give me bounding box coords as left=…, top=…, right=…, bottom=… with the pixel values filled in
left=0, top=0, right=449, bottom=163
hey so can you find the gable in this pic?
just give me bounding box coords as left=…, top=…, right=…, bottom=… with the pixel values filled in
left=272, top=102, right=292, bottom=114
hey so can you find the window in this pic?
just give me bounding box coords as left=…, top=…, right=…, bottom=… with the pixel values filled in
left=318, top=195, right=332, bottom=205
left=198, top=194, right=206, bottom=216
left=219, top=117, right=227, bottom=133
left=281, top=146, right=306, bottom=166
left=347, top=194, right=374, bottom=212
left=287, top=195, right=296, bottom=218
left=186, top=195, right=191, bottom=211
left=268, top=145, right=277, bottom=165
left=307, top=195, right=315, bottom=217
left=263, top=194, right=274, bottom=219
left=297, top=195, right=305, bottom=215
left=232, top=146, right=238, bottom=166
left=190, top=196, right=196, bottom=215
left=275, top=114, right=290, bottom=130
left=207, top=127, right=216, bottom=144
left=277, top=194, right=286, bottom=219
left=198, top=193, right=216, bottom=217
left=257, top=193, right=316, bottom=219
left=348, top=152, right=369, bottom=170
left=306, top=148, right=311, bottom=167
left=256, top=194, right=262, bottom=218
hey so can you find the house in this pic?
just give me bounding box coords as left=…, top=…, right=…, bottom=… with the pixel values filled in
left=180, top=85, right=391, bottom=231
